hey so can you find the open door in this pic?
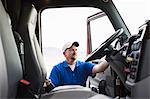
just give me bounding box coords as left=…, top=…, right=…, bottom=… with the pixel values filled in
left=86, top=11, right=106, bottom=55
left=85, top=11, right=131, bottom=97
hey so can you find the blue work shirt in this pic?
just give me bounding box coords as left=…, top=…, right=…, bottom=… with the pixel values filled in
left=49, top=60, right=94, bottom=87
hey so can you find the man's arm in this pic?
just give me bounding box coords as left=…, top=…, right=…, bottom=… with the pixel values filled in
left=49, top=66, right=61, bottom=87
left=92, top=59, right=109, bottom=74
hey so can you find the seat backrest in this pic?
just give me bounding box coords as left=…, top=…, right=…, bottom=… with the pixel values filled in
left=26, top=6, right=47, bottom=93
left=17, top=3, right=47, bottom=96
left=0, top=0, right=23, bottom=98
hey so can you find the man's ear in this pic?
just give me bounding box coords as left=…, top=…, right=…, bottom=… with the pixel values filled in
left=63, top=52, right=65, bottom=55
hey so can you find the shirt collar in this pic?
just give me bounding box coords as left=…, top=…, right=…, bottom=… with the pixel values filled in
left=63, top=60, right=80, bottom=68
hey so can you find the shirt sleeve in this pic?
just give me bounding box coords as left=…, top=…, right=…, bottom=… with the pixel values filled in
left=84, top=62, right=95, bottom=76
left=49, top=66, right=61, bottom=87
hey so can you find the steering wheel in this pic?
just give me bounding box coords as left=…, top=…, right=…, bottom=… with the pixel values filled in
left=85, top=28, right=124, bottom=62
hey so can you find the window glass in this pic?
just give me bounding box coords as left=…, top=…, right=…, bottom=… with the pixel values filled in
left=89, top=14, right=115, bottom=51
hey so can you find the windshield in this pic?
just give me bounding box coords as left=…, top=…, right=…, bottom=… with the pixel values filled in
left=113, top=0, right=150, bottom=34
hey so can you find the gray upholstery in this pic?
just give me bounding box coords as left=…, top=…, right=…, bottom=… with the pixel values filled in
left=0, top=0, right=23, bottom=98
left=42, top=85, right=111, bottom=99
left=28, top=6, right=47, bottom=79
left=26, top=6, right=47, bottom=93
left=17, top=4, right=47, bottom=95
left=0, top=30, right=8, bottom=98
left=43, top=85, right=97, bottom=99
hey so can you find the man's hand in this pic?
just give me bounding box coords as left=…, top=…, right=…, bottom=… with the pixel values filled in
left=92, top=56, right=109, bottom=74
left=43, top=79, right=55, bottom=93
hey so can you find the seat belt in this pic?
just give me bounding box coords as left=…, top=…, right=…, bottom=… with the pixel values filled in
left=13, top=31, right=40, bottom=98
left=13, top=31, right=25, bottom=74
left=13, top=32, right=54, bottom=98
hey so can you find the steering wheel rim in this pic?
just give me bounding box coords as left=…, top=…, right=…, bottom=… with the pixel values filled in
left=85, top=28, right=124, bottom=62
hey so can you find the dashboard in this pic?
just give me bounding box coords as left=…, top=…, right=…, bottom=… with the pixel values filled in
left=124, top=24, right=147, bottom=86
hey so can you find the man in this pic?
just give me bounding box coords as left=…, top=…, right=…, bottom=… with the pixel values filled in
left=49, top=41, right=109, bottom=87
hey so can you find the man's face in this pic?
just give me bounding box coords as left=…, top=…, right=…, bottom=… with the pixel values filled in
left=64, top=45, right=78, bottom=61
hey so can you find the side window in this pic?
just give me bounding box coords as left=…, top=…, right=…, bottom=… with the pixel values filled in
left=41, top=7, right=101, bottom=77
left=88, top=12, right=115, bottom=52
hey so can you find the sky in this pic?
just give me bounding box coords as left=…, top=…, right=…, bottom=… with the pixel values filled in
left=113, top=0, right=150, bottom=34
left=41, top=8, right=100, bottom=49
